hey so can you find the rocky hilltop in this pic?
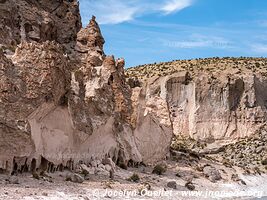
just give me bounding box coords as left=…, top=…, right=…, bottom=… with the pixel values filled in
left=0, top=0, right=267, bottom=189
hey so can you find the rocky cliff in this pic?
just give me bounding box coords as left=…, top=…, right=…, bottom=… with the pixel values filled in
left=127, top=58, right=267, bottom=144
left=0, top=0, right=173, bottom=174
left=1, top=0, right=266, bottom=176
left=0, top=0, right=81, bottom=49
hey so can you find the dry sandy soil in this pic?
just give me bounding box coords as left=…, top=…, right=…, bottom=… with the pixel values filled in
left=0, top=160, right=266, bottom=200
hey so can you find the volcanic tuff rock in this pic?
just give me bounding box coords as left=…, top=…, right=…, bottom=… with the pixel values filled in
left=127, top=58, right=267, bottom=142
left=0, top=0, right=81, bottom=51
left=0, top=0, right=173, bottom=174
left=1, top=0, right=267, bottom=176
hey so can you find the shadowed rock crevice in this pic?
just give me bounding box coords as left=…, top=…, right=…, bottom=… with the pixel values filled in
left=229, top=78, right=245, bottom=111
left=254, top=77, right=267, bottom=112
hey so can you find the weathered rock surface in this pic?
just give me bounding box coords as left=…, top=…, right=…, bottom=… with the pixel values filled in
left=1, top=0, right=267, bottom=177
left=127, top=59, right=267, bottom=143
left=0, top=1, right=164, bottom=174
left=203, top=165, right=222, bottom=182
left=167, top=181, right=177, bottom=189
left=0, top=0, right=81, bottom=50
left=131, top=76, right=173, bottom=163
left=65, top=173, right=84, bottom=183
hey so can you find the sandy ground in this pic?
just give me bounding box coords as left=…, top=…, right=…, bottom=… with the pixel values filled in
left=0, top=160, right=266, bottom=200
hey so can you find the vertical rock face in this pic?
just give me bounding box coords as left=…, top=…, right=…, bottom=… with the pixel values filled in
left=166, top=72, right=267, bottom=141
left=126, top=60, right=267, bottom=144
left=131, top=76, right=173, bottom=163
left=0, top=0, right=81, bottom=50
left=1, top=0, right=172, bottom=174
left=5, top=0, right=265, bottom=174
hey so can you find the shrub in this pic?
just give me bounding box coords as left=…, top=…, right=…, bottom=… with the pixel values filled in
left=152, top=164, right=166, bottom=175
left=261, top=158, right=267, bottom=165
left=127, top=173, right=140, bottom=182
left=81, top=169, right=89, bottom=176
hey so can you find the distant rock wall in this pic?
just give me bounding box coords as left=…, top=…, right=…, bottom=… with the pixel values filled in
left=129, top=68, right=267, bottom=144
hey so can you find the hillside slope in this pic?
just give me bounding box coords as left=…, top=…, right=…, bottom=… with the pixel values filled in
left=126, top=57, right=267, bottom=141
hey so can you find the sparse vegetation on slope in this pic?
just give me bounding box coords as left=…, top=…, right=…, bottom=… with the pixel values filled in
left=126, top=57, right=267, bottom=81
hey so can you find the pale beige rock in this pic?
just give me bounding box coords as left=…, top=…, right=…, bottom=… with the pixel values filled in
left=0, top=9, right=151, bottom=174
left=2, top=0, right=266, bottom=176
left=131, top=77, right=174, bottom=164
left=129, top=67, right=267, bottom=144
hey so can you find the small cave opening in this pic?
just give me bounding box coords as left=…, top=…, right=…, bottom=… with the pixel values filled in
left=80, top=38, right=87, bottom=46
left=39, top=156, right=48, bottom=172
left=30, top=158, right=36, bottom=172
left=0, top=161, right=8, bottom=174
left=48, top=162, right=55, bottom=173
left=65, top=160, right=74, bottom=171
left=229, top=79, right=245, bottom=111
left=108, top=75, right=114, bottom=85
left=57, top=164, right=64, bottom=172
left=116, top=150, right=128, bottom=170
left=24, top=22, right=33, bottom=34
left=59, top=93, right=68, bottom=106
left=128, top=159, right=140, bottom=168
left=11, top=159, right=18, bottom=175
left=20, top=158, right=29, bottom=173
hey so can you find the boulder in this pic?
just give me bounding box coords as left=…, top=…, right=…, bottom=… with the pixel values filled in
left=203, top=166, right=222, bottom=183
left=65, top=173, right=84, bottom=184
left=185, top=182, right=195, bottom=191
left=7, top=176, right=19, bottom=184
left=167, top=181, right=177, bottom=189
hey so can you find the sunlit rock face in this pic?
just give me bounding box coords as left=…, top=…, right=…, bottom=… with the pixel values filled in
left=4, top=0, right=265, bottom=175
left=163, top=71, right=267, bottom=141
left=127, top=59, right=267, bottom=145
left=0, top=0, right=173, bottom=174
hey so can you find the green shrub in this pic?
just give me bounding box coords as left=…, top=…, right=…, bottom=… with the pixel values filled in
left=127, top=173, right=140, bottom=183
left=152, top=164, right=166, bottom=175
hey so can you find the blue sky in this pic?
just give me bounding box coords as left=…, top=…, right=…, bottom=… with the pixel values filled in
left=79, top=0, right=267, bottom=67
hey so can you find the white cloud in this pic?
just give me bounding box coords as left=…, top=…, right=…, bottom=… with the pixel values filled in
left=79, top=0, right=194, bottom=25
left=164, top=40, right=210, bottom=48
left=163, top=34, right=233, bottom=49
left=161, top=0, right=193, bottom=14
left=79, top=0, right=139, bottom=25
